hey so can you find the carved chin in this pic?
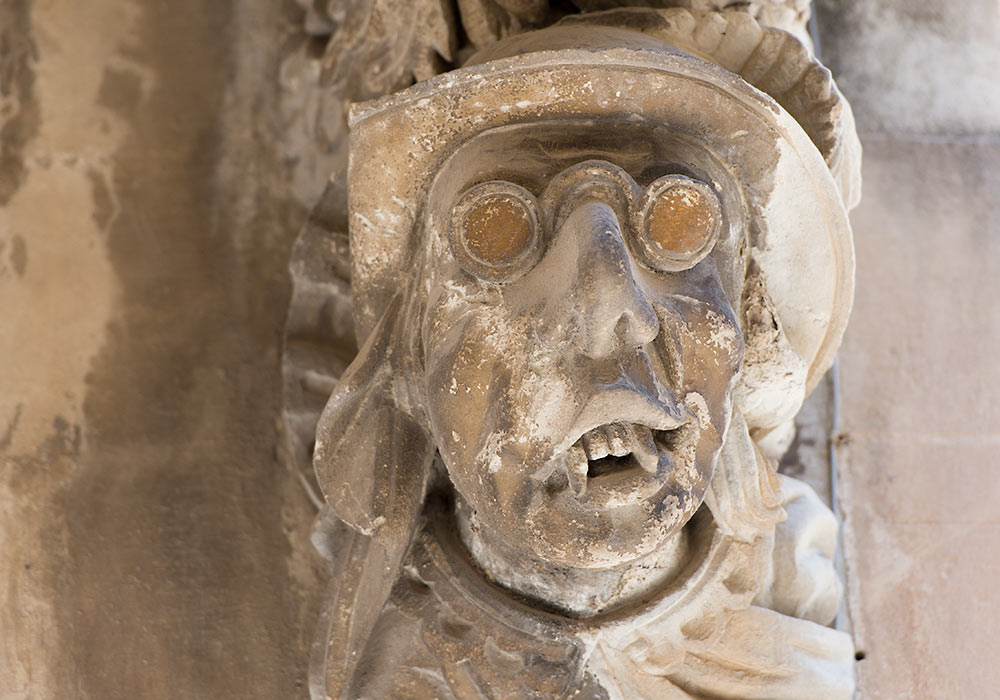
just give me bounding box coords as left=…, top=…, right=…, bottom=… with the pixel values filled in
left=459, top=415, right=723, bottom=570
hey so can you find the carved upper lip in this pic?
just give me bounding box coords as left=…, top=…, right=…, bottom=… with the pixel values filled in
left=554, top=387, right=689, bottom=457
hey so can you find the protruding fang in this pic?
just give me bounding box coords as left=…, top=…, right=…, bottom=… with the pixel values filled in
left=630, top=425, right=659, bottom=473
left=582, top=429, right=609, bottom=461
left=551, top=421, right=689, bottom=500
left=565, top=443, right=589, bottom=497
left=605, top=423, right=629, bottom=457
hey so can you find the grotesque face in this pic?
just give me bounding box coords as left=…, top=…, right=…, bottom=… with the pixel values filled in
left=421, top=123, right=746, bottom=569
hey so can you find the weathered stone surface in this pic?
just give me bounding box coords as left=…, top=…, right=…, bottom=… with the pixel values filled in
left=779, top=371, right=835, bottom=508
left=815, top=2, right=1000, bottom=692
left=0, top=1, right=874, bottom=697
left=293, top=7, right=859, bottom=698
left=815, top=0, right=1000, bottom=137
left=0, top=1, right=324, bottom=697
left=835, top=139, right=1000, bottom=698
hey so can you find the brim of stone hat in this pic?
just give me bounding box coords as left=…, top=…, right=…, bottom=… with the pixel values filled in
left=346, top=34, right=854, bottom=396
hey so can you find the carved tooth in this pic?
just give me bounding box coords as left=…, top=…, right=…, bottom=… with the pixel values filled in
left=606, top=423, right=629, bottom=457
left=582, top=429, right=609, bottom=461
left=565, top=443, right=589, bottom=497
left=631, top=425, right=659, bottom=473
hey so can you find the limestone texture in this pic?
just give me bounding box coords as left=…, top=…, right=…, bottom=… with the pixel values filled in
left=5, top=0, right=994, bottom=698
left=816, top=0, right=1000, bottom=696
left=1, top=1, right=325, bottom=698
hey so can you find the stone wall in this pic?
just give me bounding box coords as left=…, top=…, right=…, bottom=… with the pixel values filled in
left=2, top=0, right=997, bottom=697
left=0, top=2, right=325, bottom=697
left=816, top=0, right=1000, bottom=696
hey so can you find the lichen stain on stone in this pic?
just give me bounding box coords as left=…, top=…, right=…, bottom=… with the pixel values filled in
left=0, top=0, right=40, bottom=206
left=0, top=403, right=22, bottom=453
left=10, top=234, right=27, bottom=275
left=87, top=169, right=115, bottom=231
left=4, top=414, right=82, bottom=495
left=0, top=0, right=146, bottom=688
left=0, top=234, right=29, bottom=277
left=96, top=66, right=144, bottom=119
left=34, top=1, right=325, bottom=696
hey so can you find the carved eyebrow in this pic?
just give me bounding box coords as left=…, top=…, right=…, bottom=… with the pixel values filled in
left=529, top=134, right=658, bottom=162
left=635, top=163, right=701, bottom=187
left=465, top=172, right=543, bottom=196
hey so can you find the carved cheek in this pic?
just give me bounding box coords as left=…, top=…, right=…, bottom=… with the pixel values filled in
left=696, top=307, right=744, bottom=371
left=423, top=298, right=533, bottom=500
left=676, top=301, right=745, bottom=410
left=426, top=318, right=501, bottom=464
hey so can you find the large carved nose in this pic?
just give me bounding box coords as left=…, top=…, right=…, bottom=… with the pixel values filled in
left=563, top=201, right=659, bottom=357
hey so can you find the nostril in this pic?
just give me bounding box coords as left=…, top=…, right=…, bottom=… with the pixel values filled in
left=608, top=298, right=659, bottom=351
left=624, top=304, right=659, bottom=346
left=613, top=315, right=631, bottom=342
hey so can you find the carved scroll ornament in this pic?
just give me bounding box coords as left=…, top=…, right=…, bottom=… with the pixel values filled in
left=282, top=6, right=860, bottom=699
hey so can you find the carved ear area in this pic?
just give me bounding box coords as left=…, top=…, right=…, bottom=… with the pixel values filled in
left=735, top=258, right=808, bottom=434
left=705, top=412, right=784, bottom=544
left=313, top=293, right=435, bottom=543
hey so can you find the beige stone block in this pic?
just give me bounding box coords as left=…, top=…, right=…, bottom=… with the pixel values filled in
left=0, top=1, right=323, bottom=698
left=816, top=0, right=1000, bottom=136
left=844, top=516, right=1000, bottom=698
left=837, top=139, right=1000, bottom=697
left=840, top=140, right=1000, bottom=436
left=842, top=437, right=1000, bottom=526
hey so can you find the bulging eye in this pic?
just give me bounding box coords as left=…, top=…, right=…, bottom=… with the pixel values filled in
left=449, top=181, right=543, bottom=283
left=631, top=175, right=722, bottom=272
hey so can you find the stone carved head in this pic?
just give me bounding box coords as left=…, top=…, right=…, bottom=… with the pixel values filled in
left=305, top=7, right=858, bottom=695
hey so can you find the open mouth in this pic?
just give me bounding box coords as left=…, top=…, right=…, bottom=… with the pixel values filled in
left=540, top=422, right=687, bottom=506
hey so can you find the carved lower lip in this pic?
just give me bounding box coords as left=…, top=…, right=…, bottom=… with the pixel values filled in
left=582, top=457, right=658, bottom=508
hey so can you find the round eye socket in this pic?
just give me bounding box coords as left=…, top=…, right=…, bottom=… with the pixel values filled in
left=632, top=176, right=722, bottom=272
left=449, top=182, right=543, bottom=283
